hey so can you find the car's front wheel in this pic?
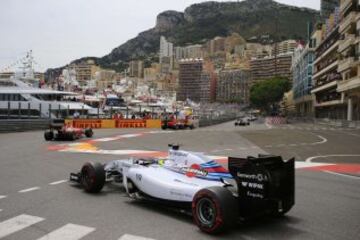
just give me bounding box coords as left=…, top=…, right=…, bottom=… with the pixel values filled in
left=44, top=130, right=54, bottom=141
left=85, top=128, right=93, bottom=138
left=80, top=162, right=105, bottom=193
left=192, top=186, right=238, bottom=234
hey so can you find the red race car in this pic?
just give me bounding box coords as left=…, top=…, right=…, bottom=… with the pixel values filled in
left=44, top=119, right=93, bottom=141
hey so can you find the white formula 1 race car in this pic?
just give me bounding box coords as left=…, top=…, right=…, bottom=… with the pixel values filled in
left=70, top=145, right=295, bottom=234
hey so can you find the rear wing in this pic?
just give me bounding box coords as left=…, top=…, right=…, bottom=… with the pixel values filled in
left=228, top=155, right=295, bottom=217
left=49, top=119, right=65, bottom=129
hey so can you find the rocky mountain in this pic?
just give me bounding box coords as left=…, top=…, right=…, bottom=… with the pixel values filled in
left=46, top=0, right=319, bottom=77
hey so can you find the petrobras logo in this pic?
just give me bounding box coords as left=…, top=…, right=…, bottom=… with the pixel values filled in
left=182, top=164, right=208, bottom=178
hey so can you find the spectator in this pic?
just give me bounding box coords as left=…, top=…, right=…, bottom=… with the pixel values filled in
left=73, top=111, right=80, bottom=119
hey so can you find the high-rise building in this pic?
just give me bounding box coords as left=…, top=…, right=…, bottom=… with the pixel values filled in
left=250, top=54, right=293, bottom=82
left=272, top=40, right=298, bottom=56
left=311, top=8, right=344, bottom=119
left=177, top=59, right=203, bottom=102
left=159, top=36, right=174, bottom=73
left=216, top=69, right=251, bottom=104
left=128, top=60, right=144, bottom=78
left=70, top=60, right=100, bottom=87
left=321, top=0, right=340, bottom=20
left=291, top=43, right=316, bottom=117
left=336, top=0, right=360, bottom=121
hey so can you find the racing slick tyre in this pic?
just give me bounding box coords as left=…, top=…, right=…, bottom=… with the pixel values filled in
left=44, top=130, right=54, bottom=141
left=70, top=132, right=76, bottom=141
left=234, top=123, right=238, bottom=126
left=192, top=186, right=238, bottom=234
left=161, top=125, right=167, bottom=130
left=80, top=162, right=105, bottom=193
left=85, top=128, right=93, bottom=138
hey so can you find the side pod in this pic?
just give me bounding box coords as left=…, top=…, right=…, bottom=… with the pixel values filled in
left=228, top=155, right=295, bottom=218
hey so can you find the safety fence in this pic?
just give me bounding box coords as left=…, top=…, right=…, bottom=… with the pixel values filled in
left=265, top=116, right=288, bottom=125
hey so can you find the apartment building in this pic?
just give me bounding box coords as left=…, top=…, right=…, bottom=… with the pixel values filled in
left=250, top=54, right=293, bottom=82
left=177, top=59, right=203, bottom=102
left=291, top=43, right=316, bottom=117
left=311, top=8, right=345, bottom=119
left=337, top=0, right=360, bottom=120
left=70, top=60, right=100, bottom=87
left=216, top=69, right=251, bottom=104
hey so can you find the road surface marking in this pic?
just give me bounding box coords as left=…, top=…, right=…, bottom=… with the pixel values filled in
left=0, top=196, right=6, bottom=200
left=118, top=234, right=156, bottom=240
left=36, top=223, right=95, bottom=240
left=310, top=135, right=327, bottom=145
left=323, top=171, right=360, bottom=180
left=0, top=214, right=44, bottom=238
left=49, top=180, right=68, bottom=185
left=18, top=187, right=40, bottom=193
left=305, top=154, right=360, bottom=163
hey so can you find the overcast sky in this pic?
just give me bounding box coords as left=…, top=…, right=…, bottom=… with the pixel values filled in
left=0, top=0, right=320, bottom=72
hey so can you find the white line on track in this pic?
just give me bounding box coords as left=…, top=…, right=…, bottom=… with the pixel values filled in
left=0, top=214, right=44, bottom=238
left=18, top=187, right=40, bottom=193
left=118, top=234, right=156, bottom=240
left=310, top=135, right=327, bottom=145
left=36, top=223, right=95, bottom=240
left=323, top=171, right=360, bottom=180
left=0, top=196, right=6, bottom=200
left=49, top=180, right=68, bottom=185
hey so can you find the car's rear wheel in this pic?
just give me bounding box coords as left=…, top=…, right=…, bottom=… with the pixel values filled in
left=85, top=128, right=93, bottom=138
left=80, top=162, right=105, bottom=193
left=44, top=130, right=54, bottom=141
left=192, top=186, right=238, bottom=234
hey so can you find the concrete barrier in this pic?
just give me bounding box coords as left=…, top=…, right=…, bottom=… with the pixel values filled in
left=0, top=119, right=51, bottom=133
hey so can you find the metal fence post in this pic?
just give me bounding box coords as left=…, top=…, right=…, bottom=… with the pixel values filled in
left=67, top=105, right=70, bottom=118
left=126, top=106, right=129, bottom=119
left=57, top=105, right=61, bottom=118
left=110, top=106, right=113, bottom=119
left=28, top=102, right=31, bottom=118
left=49, top=104, right=51, bottom=119
left=81, top=105, right=84, bottom=119
left=97, top=107, right=100, bottom=119
left=18, top=102, right=21, bottom=119
left=39, top=103, right=42, bottom=118
left=7, top=101, right=10, bottom=119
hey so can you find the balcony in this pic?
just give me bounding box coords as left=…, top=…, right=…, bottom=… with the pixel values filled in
left=340, top=0, right=354, bottom=14
left=311, top=81, right=338, bottom=94
left=338, top=57, right=357, bottom=72
left=337, top=75, right=360, bottom=92
left=313, top=60, right=339, bottom=80
left=338, top=34, right=356, bottom=52
left=340, top=12, right=357, bottom=33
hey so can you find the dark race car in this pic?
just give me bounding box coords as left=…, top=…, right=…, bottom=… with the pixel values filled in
left=235, top=118, right=250, bottom=126
left=44, top=119, right=93, bottom=141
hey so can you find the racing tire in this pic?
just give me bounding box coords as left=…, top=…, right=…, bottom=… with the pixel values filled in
left=44, top=130, right=54, bottom=141
left=234, top=123, right=238, bottom=126
left=161, top=125, right=167, bottom=130
left=80, top=162, right=106, bottom=193
left=70, top=132, right=76, bottom=141
left=85, top=128, right=93, bottom=138
left=192, top=186, right=238, bottom=234
left=189, top=125, right=194, bottom=130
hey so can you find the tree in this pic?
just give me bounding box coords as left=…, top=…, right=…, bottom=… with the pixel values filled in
left=250, top=77, right=291, bottom=114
